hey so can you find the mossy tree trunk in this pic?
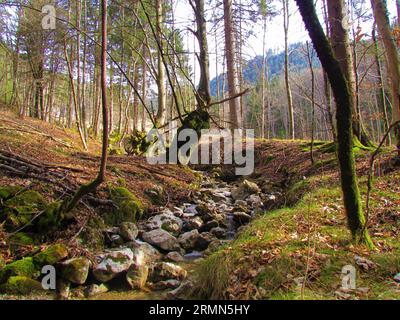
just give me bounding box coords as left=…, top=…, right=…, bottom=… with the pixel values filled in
left=295, top=0, right=373, bottom=248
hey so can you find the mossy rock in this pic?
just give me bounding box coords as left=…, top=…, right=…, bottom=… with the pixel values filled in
left=79, top=216, right=106, bottom=250
left=0, top=276, right=43, bottom=294
left=0, top=185, right=23, bottom=201
left=33, top=244, right=68, bottom=268
left=144, top=185, right=165, bottom=205
left=0, top=257, right=39, bottom=283
left=36, top=201, right=64, bottom=234
left=59, top=257, right=91, bottom=285
left=2, top=190, right=48, bottom=231
left=8, top=232, right=35, bottom=246
left=106, top=187, right=144, bottom=225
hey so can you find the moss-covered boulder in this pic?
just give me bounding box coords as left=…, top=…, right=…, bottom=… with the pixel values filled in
left=33, top=244, right=68, bottom=267
left=36, top=201, right=64, bottom=233
left=79, top=216, right=106, bottom=250
left=59, top=257, right=91, bottom=285
left=106, top=187, right=144, bottom=225
left=2, top=190, right=48, bottom=231
left=0, top=276, right=43, bottom=294
left=8, top=232, right=35, bottom=246
left=0, top=257, right=39, bottom=283
left=144, top=185, right=165, bottom=205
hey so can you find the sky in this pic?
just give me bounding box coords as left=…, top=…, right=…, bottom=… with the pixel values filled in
left=175, top=0, right=398, bottom=80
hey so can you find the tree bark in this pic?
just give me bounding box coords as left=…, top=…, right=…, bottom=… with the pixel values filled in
left=295, top=0, right=373, bottom=247
left=283, top=0, right=295, bottom=139
left=371, top=0, right=400, bottom=155
left=327, top=0, right=373, bottom=147
left=223, top=0, right=241, bottom=129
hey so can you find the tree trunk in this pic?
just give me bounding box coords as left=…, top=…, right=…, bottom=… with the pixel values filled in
left=223, top=0, right=241, bottom=129
left=327, top=0, right=373, bottom=147
left=283, top=0, right=295, bottom=139
left=155, top=0, right=166, bottom=126
left=372, top=24, right=391, bottom=145
left=371, top=0, right=400, bottom=155
left=190, top=0, right=211, bottom=110
left=64, top=0, right=109, bottom=213
left=295, top=0, right=373, bottom=248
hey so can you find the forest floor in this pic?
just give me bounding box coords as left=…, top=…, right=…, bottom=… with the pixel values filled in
left=0, top=110, right=399, bottom=300
left=193, top=140, right=400, bottom=300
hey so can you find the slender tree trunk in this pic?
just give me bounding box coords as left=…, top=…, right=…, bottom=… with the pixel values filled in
left=283, top=0, right=295, bottom=139
left=64, top=0, right=109, bottom=213
left=190, top=0, right=211, bottom=110
left=296, top=0, right=373, bottom=248
left=223, top=0, right=241, bottom=129
left=372, top=24, right=391, bottom=145
left=155, top=0, right=166, bottom=126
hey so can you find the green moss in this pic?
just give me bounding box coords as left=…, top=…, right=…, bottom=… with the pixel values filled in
left=0, top=186, right=23, bottom=200
left=0, top=257, right=38, bottom=283
left=194, top=170, right=400, bottom=300
left=79, top=216, right=106, bottom=250
left=36, top=201, right=64, bottom=233
left=106, top=187, right=144, bottom=225
left=33, top=244, right=68, bottom=267
left=2, top=190, right=48, bottom=231
left=285, top=179, right=311, bottom=205
left=8, top=232, right=35, bottom=246
left=0, top=276, right=43, bottom=294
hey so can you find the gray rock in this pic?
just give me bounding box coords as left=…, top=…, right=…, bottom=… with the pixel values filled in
left=211, top=192, right=227, bottom=202
left=247, top=194, right=264, bottom=208
left=150, top=262, right=187, bottom=282
left=394, top=273, right=400, bottom=283
left=183, top=216, right=204, bottom=231
left=151, top=279, right=181, bottom=291
left=233, top=211, right=252, bottom=225
left=145, top=213, right=183, bottom=236
left=166, top=251, right=185, bottom=263
left=142, top=229, right=179, bottom=251
left=199, top=220, right=219, bottom=233
left=178, top=230, right=200, bottom=251
left=195, top=232, right=215, bottom=251
left=56, top=279, right=70, bottom=300
left=119, top=222, right=139, bottom=241
left=184, top=251, right=203, bottom=261
left=110, top=234, right=124, bottom=247
left=93, top=248, right=135, bottom=282
left=59, top=257, right=91, bottom=285
left=85, top=284, right=109, bottom=297
left=210, top=227, right=227, bottom=239
left=184, top=205, right=198, bottom=215
left=231, top=180, right=261, bottom=200
left=126, top=240, right=163, bottom=265
left=126, top=264, right=149, bottom=290
left=165, top=280, right=194, bottom=300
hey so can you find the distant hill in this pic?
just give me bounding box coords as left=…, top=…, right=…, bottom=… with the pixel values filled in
left=210, top=42, right=320, bottom=96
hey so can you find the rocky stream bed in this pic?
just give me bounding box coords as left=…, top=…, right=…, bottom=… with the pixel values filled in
left=0, top=172, right=280, bottom=300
